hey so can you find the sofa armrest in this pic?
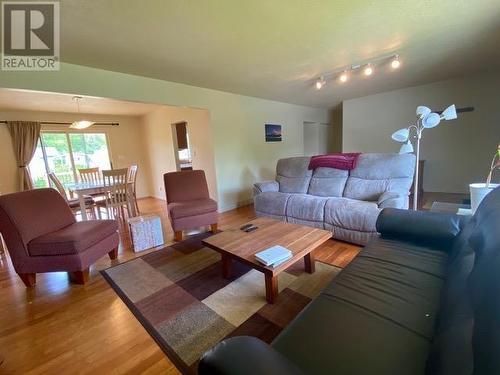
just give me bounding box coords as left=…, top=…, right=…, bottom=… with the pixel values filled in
left=376, top=208, right=466, bottom=251
left=377, top=191, right=408, bottom=209
left=199, top=336, right=303, bottom=375
left=253, top=180, right=279, bottom=196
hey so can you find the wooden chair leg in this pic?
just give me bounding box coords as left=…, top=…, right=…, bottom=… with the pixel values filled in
left=18, top=273, right=36, bottom=287
left=174, top=231, right=183, bottom=242
left=210, top=223, right=218, bottom=233
left=108, top=247, right=118, bottom=260
left=69, top=268, right=89, bottom=285
left=134, top=194, right=140, bottom=215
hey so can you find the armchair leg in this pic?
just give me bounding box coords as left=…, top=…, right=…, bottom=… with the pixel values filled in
left=210, top=223, right=218, bottom=233
left=108, top=247, right=118, bottom=260
left=69, top=268, right=90, bottom=285
left=174, top=231, right=183, bottom=242
left=18, top=273, right=36, bottom=287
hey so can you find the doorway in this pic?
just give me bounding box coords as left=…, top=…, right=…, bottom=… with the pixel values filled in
left=303, top=121, right=331, bottom=156
left=171, top=121, right=193, bottom=171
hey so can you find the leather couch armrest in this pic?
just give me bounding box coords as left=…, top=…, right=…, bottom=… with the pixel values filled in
left=377, top=191, right=408, bottom=209
left=376, top=208, right=466, bottom=251
left=198, top=336, right=303, bottom=375
left=253, top=180, right=279, bottom=196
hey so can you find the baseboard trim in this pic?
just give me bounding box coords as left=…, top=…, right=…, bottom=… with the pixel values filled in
left=218, top=198, right=253, bottom=213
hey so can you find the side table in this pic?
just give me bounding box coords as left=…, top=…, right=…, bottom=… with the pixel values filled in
left=430, top=202, right=472, bottom=215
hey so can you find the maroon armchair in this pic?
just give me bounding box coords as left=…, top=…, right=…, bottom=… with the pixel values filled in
left=164, top=170, right=218, bottom=241
left=0, top=188, right=119, bottom=287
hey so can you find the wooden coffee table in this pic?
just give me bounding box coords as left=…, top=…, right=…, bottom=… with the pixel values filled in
left=202, top=217, right=332, bottom=303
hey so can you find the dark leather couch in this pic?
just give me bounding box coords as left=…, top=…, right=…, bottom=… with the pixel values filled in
left=198, top=186, right=500, bottom=375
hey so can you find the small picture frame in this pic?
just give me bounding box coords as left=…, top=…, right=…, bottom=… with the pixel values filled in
left=265, top=124, right=282, bottom=142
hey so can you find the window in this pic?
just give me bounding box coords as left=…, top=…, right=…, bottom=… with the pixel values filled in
left=30, top=132, right=112, bottom=189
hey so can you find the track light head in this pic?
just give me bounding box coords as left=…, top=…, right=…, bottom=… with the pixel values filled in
left=391, top=55, right=401, bottom=69
left=339, top=71, right=348, bottom=83
left=315, top=76, right=325, bottom=90
left=364, top=65, right=373, bottom=76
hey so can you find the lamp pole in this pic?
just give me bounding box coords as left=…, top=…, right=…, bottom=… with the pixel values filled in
left=413, top=129, right=422, bottom=210
left=406, top=122, right=423, bottom=211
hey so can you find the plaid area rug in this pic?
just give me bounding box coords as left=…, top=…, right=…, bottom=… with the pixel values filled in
left=101, top=232, right=341, bottom=374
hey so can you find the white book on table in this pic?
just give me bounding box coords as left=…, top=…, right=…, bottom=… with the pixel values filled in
left=255, top=245, right=292, bottom=266
left=270, top=254, right=293, bottom=268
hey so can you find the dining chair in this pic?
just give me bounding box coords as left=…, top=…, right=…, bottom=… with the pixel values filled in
left=97, top=168, right=130, bottom=220
left=127, top=165, right=140, bottom=215
left=48, top=173, right=96, bottom=219
left=79, top=167, right=106, bottom=202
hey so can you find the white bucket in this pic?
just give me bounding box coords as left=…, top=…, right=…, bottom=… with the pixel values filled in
left=469, top=183, right=499, bottom=214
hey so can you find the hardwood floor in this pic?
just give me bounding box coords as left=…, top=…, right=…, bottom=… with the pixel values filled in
left=0, top=198, right=360, bottom=374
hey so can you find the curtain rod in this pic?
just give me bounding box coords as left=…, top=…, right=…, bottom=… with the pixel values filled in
left=0, top=121, right=119, bottom=126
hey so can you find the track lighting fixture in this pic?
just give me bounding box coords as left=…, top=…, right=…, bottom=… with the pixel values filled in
left=313, top=54, right=401, bottom=89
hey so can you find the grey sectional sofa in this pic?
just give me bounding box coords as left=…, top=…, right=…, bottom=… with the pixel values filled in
left=253, top=153, right=415, bottom=245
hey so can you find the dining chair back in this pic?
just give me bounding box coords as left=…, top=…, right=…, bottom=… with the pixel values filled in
left=48, top=172, right=68, bottom=200
left=127, top=165, right=139, bottom=214
left=48, top=172, right=96, bottom=217
left=102, top=168, right=129, bottom=219
left=79, top=167, right=101, bottom=184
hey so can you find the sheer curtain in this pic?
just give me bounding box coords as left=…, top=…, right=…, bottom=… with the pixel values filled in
left=6, top=121, right=41, bottom=191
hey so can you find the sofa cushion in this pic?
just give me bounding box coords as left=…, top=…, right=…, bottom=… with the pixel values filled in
left=254, top=191, right=291, bottom=217
left=325, top=239, right=447, bottom=338
left=343, top=153, right=415, bottom=201
left=276, top=157, right=312, bottom=194
left=324, top=197, right=380, bottom=233
left=272, top=238, right=447, bottom=375
left=286, top=194, right=328, bottom=222
left=28, top=220, right=118, bottom=256
left=168, top=198, right=217, bottom=219
left=307, top=167, right=348, bottom=197
left=324, top=224, right=377, bottom=246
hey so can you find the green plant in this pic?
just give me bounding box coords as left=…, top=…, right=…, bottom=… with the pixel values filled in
left=486, top=143, right=500, bottom=187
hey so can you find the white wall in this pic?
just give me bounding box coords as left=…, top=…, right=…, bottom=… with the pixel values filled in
left=343, top=73, right=500, bottom=193
left=303, top=122, right=332, bottom=156
left=0, top=63, right=329, bottom=211
left=141, top=106, right=218, bottom=201
left=0, top=110, right=151, bottom=197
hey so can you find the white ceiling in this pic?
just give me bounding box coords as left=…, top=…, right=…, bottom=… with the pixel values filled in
left=56, top=0, right=500, bottom=108
left=0, top=88, right=161, bottom=116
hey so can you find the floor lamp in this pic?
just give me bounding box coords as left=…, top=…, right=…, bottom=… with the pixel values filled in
left=391, top=104, right=458, bottom=210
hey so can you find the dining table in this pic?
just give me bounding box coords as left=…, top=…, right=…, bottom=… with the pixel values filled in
left=65, top=180, right=137, bottom=221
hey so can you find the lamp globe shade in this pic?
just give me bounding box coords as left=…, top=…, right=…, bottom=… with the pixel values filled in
left=391, top=128, right=409, bottom=142
left=441, top=104, right=457, bottom=120
left=422, top=112, right=441, bottom=128
left=399, top=141, right=414, bottom=154
left=416, top=106, right=431, bottom=118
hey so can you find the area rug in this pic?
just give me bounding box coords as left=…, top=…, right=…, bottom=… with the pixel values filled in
left=101, top=232, right=341, bottom=374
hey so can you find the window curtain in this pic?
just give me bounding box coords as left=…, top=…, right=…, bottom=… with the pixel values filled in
left=6, top=121, right=41, bottom=191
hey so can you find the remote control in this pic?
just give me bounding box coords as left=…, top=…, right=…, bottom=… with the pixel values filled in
left=245, top=226, right=258, bottom=233
left=240, top=223, right=254, bottom=231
